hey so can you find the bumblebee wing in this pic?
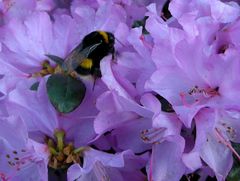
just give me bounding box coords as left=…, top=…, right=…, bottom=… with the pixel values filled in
left=45, top=54, right=64, bottom=66
left=63, top=42, right=101, bottom=72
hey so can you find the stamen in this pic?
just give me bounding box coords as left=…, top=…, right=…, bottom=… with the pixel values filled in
left=66, top=154, right=74, bottom=164
left=5, top=149, right=34, bottom=173
left=41, top=60, right=50, bottom=69
left=141, top=128, right=166, bottom=144
left=48, top=139, right=58, bottom=155
left=188, top=86, right=200, bottom=95
left=182, top=86, right=219, bottom=106
left=15, top=155, right=33, bottom=169
left=31, top=60, right=60, bottom=77
left=73, top=147, right=88, bottom=154
left=47, top=130, right=87, bottom=169
left=220, top=123, right=237, bottom=140
left=202, top=87, right=220, bottom=98
left=49, top=147, right=58, bottom=156
left=56, top=152, right=65, bottom=162
left=53, top=157, right=58, bottom=169
left=93, top=161, right=110, bottom=181
left=63, top=143, right=73, bottom=156
left=215, top=128, right=240, bottom=161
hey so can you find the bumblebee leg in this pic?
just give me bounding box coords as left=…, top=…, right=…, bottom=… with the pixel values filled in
left=110, top=47, right=118, bottom=64
left=111, top=47, right=115, bottom=60
left=91, top=68, right=102, bottom=91
left=93, top=68, right=102, bottom=78
left=70, top=71, right=78, bottom=78
left=112, top=52, right=115, bottom=60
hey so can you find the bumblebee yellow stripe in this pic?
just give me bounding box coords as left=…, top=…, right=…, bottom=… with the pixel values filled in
left=80, top=58, right=93, bottom=69
left=98, top=31, right=109, bottom=43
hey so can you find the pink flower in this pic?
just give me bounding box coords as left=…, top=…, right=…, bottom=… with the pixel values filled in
left=145, top=1, right=240, bottom=179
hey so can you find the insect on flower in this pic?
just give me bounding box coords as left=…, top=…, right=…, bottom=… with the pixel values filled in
left=46, top=31, right=115, bottom=79
left=45, top=31, right=115, bottom=113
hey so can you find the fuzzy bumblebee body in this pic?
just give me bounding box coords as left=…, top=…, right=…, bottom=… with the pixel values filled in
left=63, top=31, right=115, bottom=77
left=44, top=31, right=115, bottom=113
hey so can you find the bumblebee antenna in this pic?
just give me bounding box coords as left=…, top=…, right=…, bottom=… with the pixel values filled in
left=115, top=37, right=125, bottom=47
left=111, top=37, right=125, bottom=62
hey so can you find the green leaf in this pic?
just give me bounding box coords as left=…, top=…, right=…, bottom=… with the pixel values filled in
left=227, top=142, right=240, bottom=181
left=47, top=74, right=86, bottom=113
left=227, top=167, right=240, bottom=181
left=30, top=82, right=40, bottom=91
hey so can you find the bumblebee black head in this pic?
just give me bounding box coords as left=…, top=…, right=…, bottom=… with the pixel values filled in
left=81, top=31, right=114, bottom=47
left=105, top=32, right=115, bottom=46
left=75, top=31, right=115, bottom=76
left=82, top=30, right=115, bottom=57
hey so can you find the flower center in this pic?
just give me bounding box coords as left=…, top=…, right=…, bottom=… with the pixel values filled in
left=180, top=85, right=219, bottom=107
left=4, top=147, right=40, bottom=180
left=220, top=122, right=237, bottom=140
left=47, top=129, right=88, bottom=169
left=188, top=85, right=219, bottom=98
left=141, top=128, right=166, bottom=144
left=5, top=148, right=31, bottom=169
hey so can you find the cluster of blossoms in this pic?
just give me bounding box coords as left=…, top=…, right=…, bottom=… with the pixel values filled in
left=0, top=0, right=240, bottom=180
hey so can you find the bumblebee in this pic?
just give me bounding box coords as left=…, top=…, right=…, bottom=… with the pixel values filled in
left=47, top=31, right=115, bottom=78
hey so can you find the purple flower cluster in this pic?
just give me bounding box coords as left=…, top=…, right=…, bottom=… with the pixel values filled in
left=0, top=0, right=240, bottom=180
